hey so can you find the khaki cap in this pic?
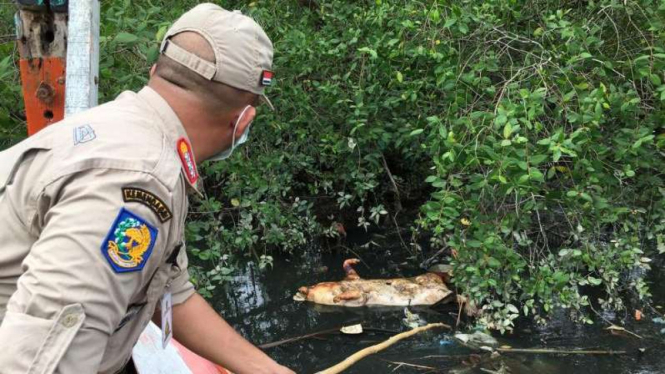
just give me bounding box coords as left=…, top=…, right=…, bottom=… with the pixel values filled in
left=159, top=3, right=274, bottom=109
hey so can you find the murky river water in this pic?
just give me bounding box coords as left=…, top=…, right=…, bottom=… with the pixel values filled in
left=207, top=234, right=665, bottom=374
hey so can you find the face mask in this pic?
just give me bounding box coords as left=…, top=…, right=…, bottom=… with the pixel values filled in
left=208, top=105, right=253, bottom=161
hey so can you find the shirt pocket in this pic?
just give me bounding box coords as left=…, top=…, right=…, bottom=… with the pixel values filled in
left=0, top=303, right=84, bottom=374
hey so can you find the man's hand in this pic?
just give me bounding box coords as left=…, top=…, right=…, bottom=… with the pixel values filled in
left=167, top=292, right=295, bottom=374
left=273, top=365, right=296, bottom=374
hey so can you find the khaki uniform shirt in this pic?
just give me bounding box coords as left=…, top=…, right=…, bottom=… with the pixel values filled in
left=0, top=87, right=199, bottom=374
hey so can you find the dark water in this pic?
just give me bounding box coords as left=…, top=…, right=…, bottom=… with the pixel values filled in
left=209, top=237, right=665, bottom=374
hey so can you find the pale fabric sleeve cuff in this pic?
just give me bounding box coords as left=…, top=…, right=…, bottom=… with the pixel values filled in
left=171, top=277, right=196, bottom=305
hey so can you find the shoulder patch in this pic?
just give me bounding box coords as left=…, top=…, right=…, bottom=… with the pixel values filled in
left=122, top=187, right=173, bottom=223
left=102, top=208, right=158, bottom=273
left=176, top=138, right=198, bottom=185
left=73, top=124, right=96, bottom=145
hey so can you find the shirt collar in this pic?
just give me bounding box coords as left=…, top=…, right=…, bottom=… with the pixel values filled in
left=136, top=86, right=203, bottom=195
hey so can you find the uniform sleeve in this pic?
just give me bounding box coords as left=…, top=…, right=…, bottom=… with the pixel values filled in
left=0, top=168, right=177, bottom=374
left=170, top=240, right=196, bottom=305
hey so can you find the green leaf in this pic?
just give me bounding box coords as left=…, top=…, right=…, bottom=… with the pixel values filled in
left=531, top=154, right=548, bottom=165
left=396, top=71, right=403, bottom=83
left=495, top=114, right=508, bottom=126
left=115, top=32, right=139, bottom=44
left=409, top=129, right=424, bottom=136
left=487, top=257, right=501, bottom=268
left=503, top=123, right=513, bottom=139
left=429, top=8, right=441, bottom=23
left=650, top=74, right=662, bottom=86
left=146, top=45, right=159, bottom=64
left=587, top=277, right=602, bottom=286
left=553, top=271, right=569, bottom=284
left=506, top=304, right=519, bottom=314
left=529, top=169, right=544, bottom=182
left=467, top=240, right=482, bottom=248
left=357, top=47, right=378, bottom=59
left=155, top=25, right=168, bottom=42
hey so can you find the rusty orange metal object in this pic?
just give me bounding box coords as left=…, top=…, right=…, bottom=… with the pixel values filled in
left=19, top=57, right=65, bottom=135
left=15, top=7, right=68, bottom=135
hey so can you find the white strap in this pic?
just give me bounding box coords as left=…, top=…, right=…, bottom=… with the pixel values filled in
left=161, top=40, right=216, bottom=80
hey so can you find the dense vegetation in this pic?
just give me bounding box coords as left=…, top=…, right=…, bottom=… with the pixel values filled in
left=1, top=0, right=663, bottom=331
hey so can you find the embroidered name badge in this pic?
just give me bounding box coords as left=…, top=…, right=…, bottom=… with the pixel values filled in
left=176, top=138, right=198, bottom=185
left=260, top=70, right=273, bottom=86
left=122, top=187, right=172, bottom=223
left=102, top=208, right=158, bottom=273
left=73, top=124, right=96, bottom=145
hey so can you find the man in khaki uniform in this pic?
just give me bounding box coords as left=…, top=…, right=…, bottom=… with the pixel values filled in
left=0, top=4, right=293, bottom=374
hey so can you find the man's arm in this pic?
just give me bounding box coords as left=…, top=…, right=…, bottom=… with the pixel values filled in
left=170, top=293, right=295, bottom=374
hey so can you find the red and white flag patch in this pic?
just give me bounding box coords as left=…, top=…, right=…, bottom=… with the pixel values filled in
left=260, top=70, right=273, bottom=86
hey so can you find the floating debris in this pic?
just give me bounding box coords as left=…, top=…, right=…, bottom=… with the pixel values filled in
left=439, top=336, right=454, bottom=346
left=341, top=324, right=363, bottom=335
left=454, top=331, right=499, bottom=350
left=403, top=307, right=427, bottom=329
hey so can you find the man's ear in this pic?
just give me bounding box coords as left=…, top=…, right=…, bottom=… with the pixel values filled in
left=149, top=64, right=157, bottom=77
left=234, top=106, right=256, bottom=137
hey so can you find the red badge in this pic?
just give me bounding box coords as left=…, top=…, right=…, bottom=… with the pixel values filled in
left=260, top=70, right=273, bottom=86
left=177, top=138, right=198, bottom=185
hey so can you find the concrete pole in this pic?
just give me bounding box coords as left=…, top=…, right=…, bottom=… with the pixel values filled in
left=64, top=0, right=100, bottom=116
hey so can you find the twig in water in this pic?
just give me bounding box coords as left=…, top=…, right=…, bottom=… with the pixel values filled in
left=258, top=327, right=340, bottom=349
left=496, top=347, right=627, bottom=355
left=316, top=323, right=450, bottom=374
left=418, top=354, right=469, bottom=360
left=455, top=302, right=463, bottom=328
left=605, top=325, right=643, bottom=340
left=259, top=319, right=362, bottom=349
left=589, top=303, right=643, bottom=339
left=380, top=359, right=436, bottom=372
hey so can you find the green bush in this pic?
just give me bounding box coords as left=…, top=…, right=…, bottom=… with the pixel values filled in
left=1, top=0, right=663, bottom=331
left=0, top=6, right=25, bottom=148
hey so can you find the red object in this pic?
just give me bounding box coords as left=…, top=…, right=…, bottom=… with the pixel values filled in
left=260, top=70, right=273, bottom=86
left=19, top=57, right=66, bottom=135
left=16, top=7, right=68, bottom=136
left=177, top=138, right=199, bottom=185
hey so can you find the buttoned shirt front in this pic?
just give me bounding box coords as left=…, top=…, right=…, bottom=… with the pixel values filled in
left=0, top=87, right=199, bottom=373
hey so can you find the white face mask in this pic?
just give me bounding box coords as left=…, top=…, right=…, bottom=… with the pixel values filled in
left=208, top=105, right=252, bottom=161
